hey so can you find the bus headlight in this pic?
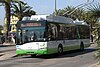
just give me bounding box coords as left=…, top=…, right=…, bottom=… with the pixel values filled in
left=39, top=43, right=46, bottom=49
left=40, top=43, right=45, bottom=47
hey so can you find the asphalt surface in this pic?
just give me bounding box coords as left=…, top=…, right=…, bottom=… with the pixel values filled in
left=0, top=44, right=97, bottom=67
left=0, top=45, right=15, bottom=53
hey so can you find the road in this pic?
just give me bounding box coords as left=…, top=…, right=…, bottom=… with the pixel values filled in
left=0, top=44, right=97, bottom=67
left=0, top=46, right=15, bottom=53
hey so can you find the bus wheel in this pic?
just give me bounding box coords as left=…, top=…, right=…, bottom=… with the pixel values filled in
left=80, top=42, right=84, bottom=51
left=58, top=45, right=63, bottom=55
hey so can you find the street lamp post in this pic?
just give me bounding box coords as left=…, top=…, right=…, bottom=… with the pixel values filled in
left=87, top=0, right=89, bottom=2
left=54, top=0, right=57, bottom=16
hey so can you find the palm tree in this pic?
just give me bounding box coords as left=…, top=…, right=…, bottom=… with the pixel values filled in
left=87, top=2, right=100, bottom=20
left=57, top=6, right=75, bottom=17
left=11, top=1, right=36, bottom=21
left=5, top=0, right=11, bottom=42
left=87, top=2, right=100, bottom=60
left=0, top=25, right=3, bottom=35
left=55, top=6, right=97, bottom=29
left=0, top=0, right=35, bottom=42
left=55, top=6, right=86, bottom=20
left=0, top=0, right=21, bottom=42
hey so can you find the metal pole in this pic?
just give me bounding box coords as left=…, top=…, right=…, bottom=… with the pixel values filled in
left=54, top=0, right=57, bottom=16
left=87, top=0, right=89, bottom=2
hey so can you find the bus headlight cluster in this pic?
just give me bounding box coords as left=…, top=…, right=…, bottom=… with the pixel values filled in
left=39, top=43, right=46, bottom=49
left=40, top=43, right=45, bottom=47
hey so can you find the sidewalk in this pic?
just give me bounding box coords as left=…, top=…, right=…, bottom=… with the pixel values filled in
left=0, top=42, right=15, bottom=47
left=3, top=42, right=16, bottom=46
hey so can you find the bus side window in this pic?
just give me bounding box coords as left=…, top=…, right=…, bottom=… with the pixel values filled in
left=49, top=29, right=53, bottom=40
left=47, top=24, right=52, bottom=40
left=47, top=23, right=57, bottom=40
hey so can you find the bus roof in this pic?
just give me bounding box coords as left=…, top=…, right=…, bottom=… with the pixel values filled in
left=22, top=15, right=88, bottom=25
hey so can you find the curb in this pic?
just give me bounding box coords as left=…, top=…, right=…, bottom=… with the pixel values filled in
left=3, top=42, right=16, bottom=46
left=0, top=45, right=15, bottom=47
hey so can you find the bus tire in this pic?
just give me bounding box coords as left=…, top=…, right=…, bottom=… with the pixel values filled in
left=58, top=45, right=63, bottom=55
left=80, top=42, right=84, bottom=51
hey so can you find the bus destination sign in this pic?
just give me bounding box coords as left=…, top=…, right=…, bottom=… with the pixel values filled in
left=21, top=23, right=42, bottom=27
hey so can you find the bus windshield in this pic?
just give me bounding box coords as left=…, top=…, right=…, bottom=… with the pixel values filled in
left=16, top=21, right=46, bottom=44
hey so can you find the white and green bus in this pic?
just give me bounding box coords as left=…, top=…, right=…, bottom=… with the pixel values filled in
left=16, top=15, right=90, bottom=56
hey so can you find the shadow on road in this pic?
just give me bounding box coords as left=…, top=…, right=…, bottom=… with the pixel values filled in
left=21, top=48, right=96, bottom=59
left=61, top=48, right=96, bottom=57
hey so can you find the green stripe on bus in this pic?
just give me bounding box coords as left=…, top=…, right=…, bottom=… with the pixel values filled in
left=47, top=44, right=90, bottom=54
left=16, top=49, right=47, bottom=55
left=64, top=44, right=90, bottom=51
left=63, top=45, right=80, bottom=51
left=47, top=48, right=58, bottom=54
left=47, top=45, right=80, bottom=54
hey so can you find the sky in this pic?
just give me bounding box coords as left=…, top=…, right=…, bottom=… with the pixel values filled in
left=0, top=0, right=99, bottom=25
